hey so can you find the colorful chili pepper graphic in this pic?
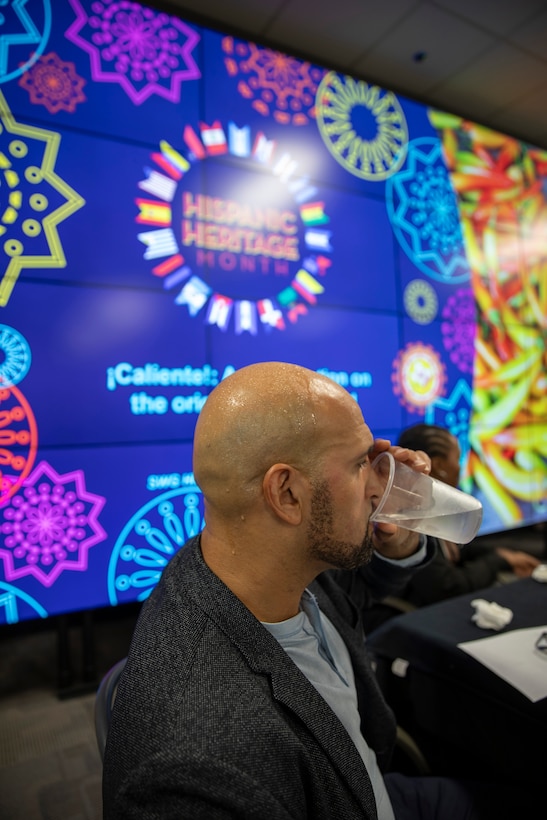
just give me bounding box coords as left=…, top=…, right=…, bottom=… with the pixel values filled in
left=431, top=110, right=547, bottom=524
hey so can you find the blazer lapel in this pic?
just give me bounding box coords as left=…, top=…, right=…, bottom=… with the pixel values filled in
left=186, top=541, right=378, bottom=818
left=267, top=658, right=378, bottom=819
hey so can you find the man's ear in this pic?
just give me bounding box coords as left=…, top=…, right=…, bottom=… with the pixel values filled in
left=263, top=463, right=307, bottom=525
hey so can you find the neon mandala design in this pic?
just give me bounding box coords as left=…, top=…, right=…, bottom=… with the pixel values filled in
left=0, top=580, right=47, bottom=624
left=222, top=36, right=324, bottom=126
left=425, top=378, right=472, bottom=471
left=403, top=279, right=438, bottom=325
left=0, top=460, right=106, bottom=588
left=441, top=288, right=476, bottom=373
left=0, top=0, right=51, bottom=84
left=18, top=51, right=86, bottom=114
left=0, top=324, right=31, bottom=385
left=315, top=72, right=408, bottom=181
left=392, top=342, right=447, bottom=413
left=108, top=486, right=204, bottom=606
left=386, top=137, right=470, bottom=283
left=65, top=0, right=200, bottom=106
left=136, top=121, right=333, bottom=334
left=0, top=91, right=85, bottom=306
left=0, top=380, right=37, bottom=505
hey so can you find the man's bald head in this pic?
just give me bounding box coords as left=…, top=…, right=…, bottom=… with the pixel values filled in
left=193, top=362, right=360, bottom=517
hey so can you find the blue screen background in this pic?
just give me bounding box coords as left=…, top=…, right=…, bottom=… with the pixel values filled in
left=0, top=0, right=544, bottom=624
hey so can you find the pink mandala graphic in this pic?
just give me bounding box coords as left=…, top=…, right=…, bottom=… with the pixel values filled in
left=0, top=461, right=106, bottom=587
left=18, top=52, right=86, bottom=114
left=441, top=288, right=477, bottom=374
left=65, top=0, right=200, bottom=105
left=392, top=342, right=447, bottom=413
left=222, top=37, right=325, bottom=126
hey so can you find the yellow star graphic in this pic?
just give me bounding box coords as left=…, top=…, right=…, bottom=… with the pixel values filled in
left=0, top=91, right=85, bottom=306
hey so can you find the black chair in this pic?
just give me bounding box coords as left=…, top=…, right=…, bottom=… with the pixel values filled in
left=94, top=657, right=127, bottom=761
left=392, top=725, right=431, bottom=776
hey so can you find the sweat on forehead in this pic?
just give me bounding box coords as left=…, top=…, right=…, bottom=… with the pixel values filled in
left=192, top=362, right=357, bottom=492
left=205, top=362, right=346, bottom=416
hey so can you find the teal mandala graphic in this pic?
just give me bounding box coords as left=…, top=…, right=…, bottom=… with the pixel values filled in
left=0, top=581, right=47, bottom=624
left=0, top=0, right=52, bottom=84
left=108, top=486, right=204, bottom=606
left=0, top=325, right=31, bottom=385
left=386, top=138, right=470, bottom=283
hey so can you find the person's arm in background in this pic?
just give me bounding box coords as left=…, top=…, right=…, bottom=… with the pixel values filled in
left=331, top=535, right=436, bottom=611
left=399, top=540, right=539, bottom=607
left=465, top=541, right=540, bottom=578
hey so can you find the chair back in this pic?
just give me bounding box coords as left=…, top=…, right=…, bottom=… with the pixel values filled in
left=94, top=657, right=127, bottom=761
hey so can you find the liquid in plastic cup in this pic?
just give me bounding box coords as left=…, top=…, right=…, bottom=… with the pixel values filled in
left=369, top=451, right=483, bottom=544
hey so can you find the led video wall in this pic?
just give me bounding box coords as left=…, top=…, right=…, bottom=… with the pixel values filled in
left=1, top=0, right=546, bottom=623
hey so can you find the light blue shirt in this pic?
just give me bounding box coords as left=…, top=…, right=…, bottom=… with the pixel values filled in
left=375, top=534, right=428, bottom=567
left=263, top=590, right=395, bottom=820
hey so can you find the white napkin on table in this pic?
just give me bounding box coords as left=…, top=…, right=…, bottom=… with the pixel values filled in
left=470, top=598, right=513, bottom=630
left=532, top=564, right=547, bottom=583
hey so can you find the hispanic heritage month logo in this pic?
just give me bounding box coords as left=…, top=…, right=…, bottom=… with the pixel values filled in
left=0, top=91, right=85, bottom=306
left=315, top=72, right=408, bottom=181
left=136, top=121, right=333, bottom=334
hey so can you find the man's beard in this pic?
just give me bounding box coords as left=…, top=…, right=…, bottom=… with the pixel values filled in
left=307, top=479, right=374, bottom=570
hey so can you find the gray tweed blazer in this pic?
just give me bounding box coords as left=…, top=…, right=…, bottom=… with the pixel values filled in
left=103, top=536, right=427, bottom=819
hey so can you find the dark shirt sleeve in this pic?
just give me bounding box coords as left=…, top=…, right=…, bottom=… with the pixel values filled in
left=400, top=540, right=511, bottom=606
left=331, top=537, right=436, bottom=610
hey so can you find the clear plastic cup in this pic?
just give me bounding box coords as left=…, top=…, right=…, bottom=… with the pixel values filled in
left=370, top=451, right=483, bottom=544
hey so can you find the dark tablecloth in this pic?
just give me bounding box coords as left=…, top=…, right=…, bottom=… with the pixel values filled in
left=367, top=578, right=547, bottom=784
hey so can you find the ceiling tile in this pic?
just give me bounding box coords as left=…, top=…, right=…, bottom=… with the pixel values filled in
left=430, top=43, right=547, bottom=117
left=350, top=3, right=494, bottom=96
left=433, top=0, right=547, bottom=36
left=263, top=0, right=419, bottom=68
left=426, top=90, right=500, bottom=125
left=487, top=84, right=547, bottom=147
left=509, top=8, right=547, bottom=59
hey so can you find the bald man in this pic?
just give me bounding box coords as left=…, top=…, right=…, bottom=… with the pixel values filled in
left=103, top=362, right=481, bottom=820
left=193, top=361, right=430, bottom=621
